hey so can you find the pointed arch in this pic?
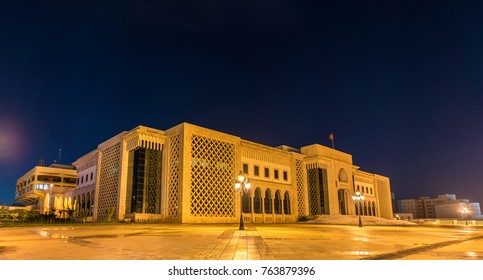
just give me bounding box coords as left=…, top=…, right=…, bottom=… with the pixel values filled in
left=254, top=188, right=262, bottom=214
left=338, top=168, right=348, bottom=182
left=274, top=190, right=282, bottom=214
left=44, top=193, right=51, bottom=214
left=283, top=191, right=291, bottom=215
left=242, top=189, right=251, bottom=213
left=264, top=189, right=272, bottom=214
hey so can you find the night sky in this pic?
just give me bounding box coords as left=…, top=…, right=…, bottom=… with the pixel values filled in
left=1, top=0, right=483, bottom=207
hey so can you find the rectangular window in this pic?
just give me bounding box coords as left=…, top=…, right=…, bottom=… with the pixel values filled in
left=283, top=171, right=288, bottom=181
left=264, top=167, right=270, bottom=178
left=37, top=175, right=53, bottom=182
left=274, top=169, right=279, bottom=179
left=254, top=165, right=259, bottom=176
left=63, top=177, right=77, bottom=184
left=243, top=163, right=249, bottom=174
left=91, top=172, right=93, bottom=180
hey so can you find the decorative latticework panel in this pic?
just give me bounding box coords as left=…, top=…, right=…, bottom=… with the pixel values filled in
left=146, top=148, right=162, bottom=213
left=97, top=143, right=121, bottom=221
left=190, top=134, right=235, bottom=217
left=306, top=163, right=328, bottom=215
left=307, top=167, right=320, bottom=215
left=296, top=160, right=305, bottom=217
left=167, top=135, right=180, bottom=218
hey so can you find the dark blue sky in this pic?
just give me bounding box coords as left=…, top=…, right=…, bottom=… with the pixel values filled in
left=1, top=0, right=483, bottom=206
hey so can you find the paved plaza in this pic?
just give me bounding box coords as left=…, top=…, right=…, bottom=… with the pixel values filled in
left=1, top=223, right=483, bottom=260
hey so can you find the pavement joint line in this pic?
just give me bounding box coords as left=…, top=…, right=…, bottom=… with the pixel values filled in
left=361, top=234, right=483, bottom=260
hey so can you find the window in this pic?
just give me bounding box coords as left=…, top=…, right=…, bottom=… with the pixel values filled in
left=283, top=171, right=288, bottom=181
left=283, top=191, right=291, bottom=214
left=81, top=177, right=83, bottom=184
left=254, top=188, right=262, bottom=214
left=264, top=189, right=272, bottom=214
left=254, top=165, right=259, bottom=176
left=274, top=169, right=279, bottom=180
left=85, top=174, right=89, bottom=182
left=242, top=191, right=251, bottom=213
left=63, top=177, right=77, bottom=184
left=242, top=163, right=249, bottom=174
left=90, top=172, right=93, bottom=180
left=274, top=190, right=282, bottom=214
left=264, top=167, right=270, bottom=178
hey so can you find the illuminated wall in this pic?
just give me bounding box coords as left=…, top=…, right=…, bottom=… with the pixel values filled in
left=70, top=122, right=393, bottom=223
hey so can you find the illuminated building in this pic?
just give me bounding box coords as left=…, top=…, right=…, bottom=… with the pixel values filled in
left=71, top=122, right=393, bottom=223
left=14, top=163, right=77, bottom=214
left=398, top=194, right=482, bottom=219
left=72, top=149, right=98, bottom=220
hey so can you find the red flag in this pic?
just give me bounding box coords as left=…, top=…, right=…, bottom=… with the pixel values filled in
left=328, top=132, right=334, bottom=141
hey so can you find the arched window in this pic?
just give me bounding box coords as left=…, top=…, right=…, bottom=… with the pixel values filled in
left=372, top=202, right=376, bottom=216
left=264, top=189, right=272, bottom=214
left=44, top=194, right=50, bottom=214
left=254, top=188, right=262, bottom=214
left=86, top=192, right=91, bottom=216
left=338, top=168, right=348, bottom=182
left=242, top=190, right=251, bottom=213
left=274, top=190, right=282, bottom=214
left=91, top=190, right=95, bottom=214
left=283, top=191, right=291, bottom=214
left=81, top=193, right=86, bottom=212
left=363, top=201, right=368, bottom=216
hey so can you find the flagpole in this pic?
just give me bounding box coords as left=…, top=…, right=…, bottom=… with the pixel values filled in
left=329, top=132, right=334, bottom=149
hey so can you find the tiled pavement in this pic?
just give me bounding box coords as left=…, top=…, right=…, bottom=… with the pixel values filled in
left=1, top=223, right=483, bottom=260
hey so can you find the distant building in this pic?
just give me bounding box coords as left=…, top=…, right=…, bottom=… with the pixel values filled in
left=398, top=194, right=481, bottom=219
left=14, top=163, right=77, bottom=214
left=391, top=192, right=398, bottom=214
left=72, top=149, right=98, bottom=219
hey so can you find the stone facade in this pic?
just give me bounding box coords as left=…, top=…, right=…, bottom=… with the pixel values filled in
left=66, top=122, right=393, bottom=223
left=14, top=122, right=394, bottom=222
left=14, top=164, right=77, bottom=215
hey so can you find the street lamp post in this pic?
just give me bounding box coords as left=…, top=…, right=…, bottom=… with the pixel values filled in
left=352, top=191, right=365, bottom=227
left=461, top=207, right=470, bottom=225
left=461, top=207, right=469, bottom=219
left=235, top=171, right=251, bottom=230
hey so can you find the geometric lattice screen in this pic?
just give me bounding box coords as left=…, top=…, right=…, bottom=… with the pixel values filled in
left=167, top=135, right=180, bottom=219
left=307, top=166, right=321, bottom=215
left=190, top=134, right=235, bottom=217
left=97, top=143, right=121, bottom=221
left=146, top=148, right=162, bottom=214
left=296, top=160, right=305, bottom=217
left=307, top=165, right=328, bottom=215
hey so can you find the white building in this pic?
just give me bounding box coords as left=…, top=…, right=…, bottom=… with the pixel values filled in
left=398, top=194, right=481, bottom=219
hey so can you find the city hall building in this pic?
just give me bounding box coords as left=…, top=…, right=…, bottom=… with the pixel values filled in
left=16, top=122, right=393, bottom=223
